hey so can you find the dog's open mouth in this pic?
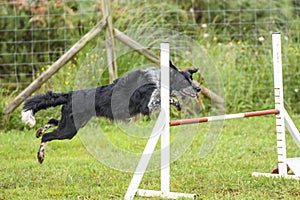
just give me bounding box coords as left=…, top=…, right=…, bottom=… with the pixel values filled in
left=180, top=88, right=197, bottom=98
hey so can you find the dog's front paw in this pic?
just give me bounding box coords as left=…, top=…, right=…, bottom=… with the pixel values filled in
left=170, top=98, right=182, bottom=111
left=174, top=101, right=182, bottom=111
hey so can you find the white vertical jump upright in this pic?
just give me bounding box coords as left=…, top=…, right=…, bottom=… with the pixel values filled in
left=124, top=43, right=197, bottom=199
left=160, top=42, right=170, bottom=195
left=252, top=32, right=300, bottom=179
left=270, top=32, right=287, bottom=175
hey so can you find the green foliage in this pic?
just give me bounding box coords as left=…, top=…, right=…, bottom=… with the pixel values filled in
left=0, top=1, right=99, bottom=87
left=0, top=88, right=26, bottom=130
left=2, top=0, right=300, bottom=130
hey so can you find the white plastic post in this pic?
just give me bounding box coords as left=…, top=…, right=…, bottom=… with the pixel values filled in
left=124, top=43, right=170, bottom=200
left=284, top=108, right=300, bottom=149
left=272, top=32, right=288, bottom=176
left=160, top=42, right=170, bottom=194
left=124, top=112, right=166, bottom=200
left=253, top=33, right=300, bottom=179
left=125, top=43, right=197, bottom=199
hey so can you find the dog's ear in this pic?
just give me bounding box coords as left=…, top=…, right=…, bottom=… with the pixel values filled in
left=169, top=61, right=178, bottom=71
left=188, top=68, right=199, bottom=75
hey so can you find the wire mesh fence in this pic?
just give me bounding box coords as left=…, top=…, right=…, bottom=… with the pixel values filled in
left=1, top=0, right=300, bottom=112
left=0, top=0, right=100, bottom=88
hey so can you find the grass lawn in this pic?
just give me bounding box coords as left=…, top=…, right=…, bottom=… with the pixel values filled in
left=1, top=116, right=300, bottom=199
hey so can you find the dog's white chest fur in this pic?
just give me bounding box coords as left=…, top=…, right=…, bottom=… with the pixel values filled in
left=148, top=88, right=161, bottom=113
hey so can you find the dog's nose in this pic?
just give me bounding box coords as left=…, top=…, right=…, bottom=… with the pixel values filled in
left=195, top=86, right=201, bottom=93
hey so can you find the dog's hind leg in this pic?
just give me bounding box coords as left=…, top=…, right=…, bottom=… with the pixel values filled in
left=37, top=126, right=78, bottom=163
left=37, top=142, right=47, bottom=164
left=37, top=112, right=79, bottom=163
left=35, top=118, right=59, bottom=138
left=37, top=103, right=92, bottom=163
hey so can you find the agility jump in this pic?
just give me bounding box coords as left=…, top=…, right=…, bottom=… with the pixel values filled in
left=125, top=33, right=300, bottom=200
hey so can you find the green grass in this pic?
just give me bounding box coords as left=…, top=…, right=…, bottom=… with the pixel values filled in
left=1, top=116, right=300, bottom=199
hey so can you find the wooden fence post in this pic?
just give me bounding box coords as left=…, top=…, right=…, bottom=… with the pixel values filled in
left=102, top=0, right=118, bottom=83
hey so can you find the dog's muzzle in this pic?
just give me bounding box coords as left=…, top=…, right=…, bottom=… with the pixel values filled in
left=180, top=85, right=201, bottom=98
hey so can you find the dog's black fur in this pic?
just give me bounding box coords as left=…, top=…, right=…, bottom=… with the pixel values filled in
left=21, top=62, right=201, bottom=163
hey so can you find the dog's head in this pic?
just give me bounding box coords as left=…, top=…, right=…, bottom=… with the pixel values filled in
left=169, top=61, right=201, bottom=98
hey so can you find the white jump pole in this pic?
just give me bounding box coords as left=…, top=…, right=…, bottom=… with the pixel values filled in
left=124, top=112, right=166, bottom=200
left=252, top=32, right=300, bottom=179
left=272, top=32, right=288, bottom=176
left=160, top=42, right=170, bottom=194
left=124, top=43, right=170, bottom=200
left=252, top=32, right=288, bottom=177
left=125, top=43, right=197, bottom=199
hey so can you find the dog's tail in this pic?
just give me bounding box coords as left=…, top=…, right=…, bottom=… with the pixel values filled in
left=21, top=91, right=70, bottom=127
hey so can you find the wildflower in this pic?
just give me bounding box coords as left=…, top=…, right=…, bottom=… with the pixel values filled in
left=258, top=36, right=264, bottom=42
left=290, top=47, right=299, bottom=56
left=201, top=24, right=207, bottom=28
left=204, top=33, right=209, bottom=38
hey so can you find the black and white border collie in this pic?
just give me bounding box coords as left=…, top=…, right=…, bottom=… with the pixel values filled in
left=21, top=61, right=201, bottom=163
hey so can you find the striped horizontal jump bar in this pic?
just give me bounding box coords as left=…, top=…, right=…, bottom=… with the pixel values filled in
left=170, top=109, right=280, bottom=127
